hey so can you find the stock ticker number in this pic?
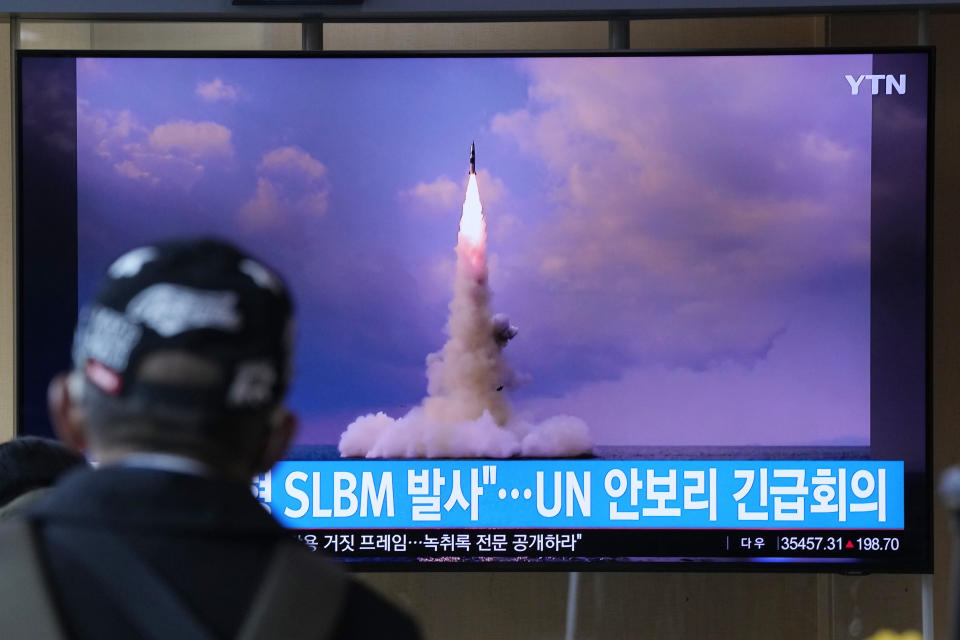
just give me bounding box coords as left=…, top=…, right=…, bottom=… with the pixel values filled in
left=776, top=536, right=900, bottom=552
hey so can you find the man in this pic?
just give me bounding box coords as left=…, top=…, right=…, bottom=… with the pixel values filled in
left=0, top=239, right=420, bottom=639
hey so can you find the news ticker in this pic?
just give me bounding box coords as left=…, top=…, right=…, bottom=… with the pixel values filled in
left=289, top=528, right=912, bottom=562
left=254, top=460, right=903, bottom=529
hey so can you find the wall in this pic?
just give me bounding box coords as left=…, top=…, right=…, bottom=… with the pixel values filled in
left=7, top=13, right=958, bottom=639
left=0, top=19, right=11, bottom=448
left=929, top=13, right=960, bottom=639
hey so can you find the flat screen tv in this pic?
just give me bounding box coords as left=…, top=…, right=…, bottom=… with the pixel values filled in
left=18, top=49, right=932, bottom=572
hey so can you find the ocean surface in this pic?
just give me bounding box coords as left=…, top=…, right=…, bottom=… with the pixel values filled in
left=284, top=444, right=871, bottom=461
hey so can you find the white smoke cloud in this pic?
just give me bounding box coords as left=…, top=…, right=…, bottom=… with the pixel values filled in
left=420, top=235, right=511, bottom=427
left=339, top=409, right=592, bottom=459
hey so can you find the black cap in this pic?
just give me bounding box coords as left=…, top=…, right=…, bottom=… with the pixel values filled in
left=72, top=238, right=293, bottom=413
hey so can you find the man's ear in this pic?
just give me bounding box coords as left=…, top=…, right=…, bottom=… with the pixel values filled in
left=252, top=408, right=297, bottom=476
left=48, top=373, right=87, bottom=453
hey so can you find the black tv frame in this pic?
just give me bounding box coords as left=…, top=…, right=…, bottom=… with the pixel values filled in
left=15, top=48, right=935, bottom=573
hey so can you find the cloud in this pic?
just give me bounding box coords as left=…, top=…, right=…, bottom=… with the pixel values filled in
left=148, top=120, right=232, bottom=157
left=403, top=175, right=459, bottom=210
left=402, top=169, right=506, bottom=213
left=240, top=177, right=282, bottom=225
left=111, top=110, right=137, bottom=138
left=113, top=160, right=155, bottom=182
left=78, top=105, right=144, bottom=148
left=490, top=212, right=522, bottom=243
left=474, top=169, right=506, bottom=206
left=76, top=58, right=109, bottom=80
left=78, top=104, right=215, bottom=189
left=515, top=313, right=869, bottom=446
left=240, top=146, right=330, bottom=226
left=260, top=146, right=327, bottom=179
left=196, top=78, right=239, bottom=102
left=802, top=132, right=854, bottom=165
left=488, top=55, right=873, bottom=376
left=80, top=108, right=233, bottom=167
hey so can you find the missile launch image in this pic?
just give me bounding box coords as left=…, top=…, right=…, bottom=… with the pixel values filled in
left=73, top=55, right=873, bottom=458
left=339, top=140, right=593, bottom=458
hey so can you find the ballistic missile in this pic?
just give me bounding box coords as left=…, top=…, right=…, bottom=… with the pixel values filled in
left=469, top=141, right=476, bottom=175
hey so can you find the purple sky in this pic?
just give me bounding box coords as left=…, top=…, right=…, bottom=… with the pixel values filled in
left=75, top=54, right=874, bottom=446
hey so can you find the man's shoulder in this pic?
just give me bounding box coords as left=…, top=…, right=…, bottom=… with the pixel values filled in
left=22, top=468, right=422, bottom=639
left=237, top=539, right=421, bottom=640
left=0, top=519, right=70, bottom=640
left=336, top=579, right=422, bottom=640
left=271, top=542, right=421, bottom=639
left=29, top=466, right=283, bottom=536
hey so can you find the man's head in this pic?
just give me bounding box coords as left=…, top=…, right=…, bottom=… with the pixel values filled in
left=48, top=238, right=297, bottom=481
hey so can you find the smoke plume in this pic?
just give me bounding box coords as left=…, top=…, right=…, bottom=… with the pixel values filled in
left=339, top=172, right=593, bottom=458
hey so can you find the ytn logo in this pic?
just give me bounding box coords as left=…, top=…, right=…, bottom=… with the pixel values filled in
left=845, top=74, right=907, bottom=96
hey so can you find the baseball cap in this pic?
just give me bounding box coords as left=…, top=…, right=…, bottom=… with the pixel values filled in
left=71, top=238, right=294, bottom=413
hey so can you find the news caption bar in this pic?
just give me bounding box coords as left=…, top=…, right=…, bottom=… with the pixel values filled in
left=254, top=461, right=903, bottom=529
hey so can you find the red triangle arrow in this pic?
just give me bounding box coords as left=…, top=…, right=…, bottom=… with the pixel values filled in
left=845, top=540, right=854, bottom=549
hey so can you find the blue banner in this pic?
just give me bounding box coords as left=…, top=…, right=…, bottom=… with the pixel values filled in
left=254, top=460, right=903, bottom=529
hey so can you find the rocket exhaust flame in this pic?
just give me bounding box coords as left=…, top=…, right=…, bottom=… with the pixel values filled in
left=338, top=144, right=593, bottom=459
left=458, top=173, right=485, bottom=248
left=457, top=173, right=487, bottom=276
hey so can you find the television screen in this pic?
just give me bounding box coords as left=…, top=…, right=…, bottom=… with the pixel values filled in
left=18, top=50, right=932, bottom=571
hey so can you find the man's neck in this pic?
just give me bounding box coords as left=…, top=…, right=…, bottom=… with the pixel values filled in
left=111, top=452, right=213, bottom=477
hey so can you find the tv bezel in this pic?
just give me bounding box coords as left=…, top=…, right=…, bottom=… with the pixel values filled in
left=14, top=47, right=935, bottom=574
